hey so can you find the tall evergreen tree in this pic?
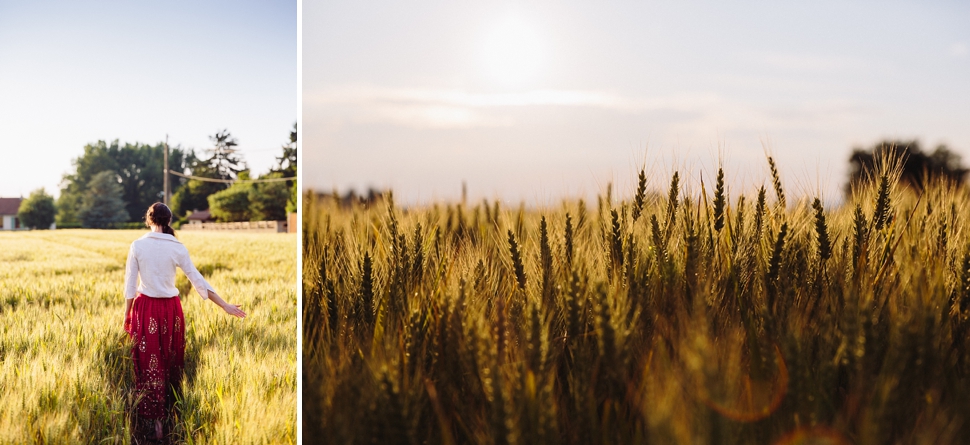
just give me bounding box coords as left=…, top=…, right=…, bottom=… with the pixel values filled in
left=197, top=129, right=246, bottom=181
left=171, top=130, right=248, bottom=217
left=274, top=122, right=297, bottom=178
left=274, top=122, right=298, bottom=213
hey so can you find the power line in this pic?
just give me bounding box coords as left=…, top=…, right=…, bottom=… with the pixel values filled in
left=169, top=170, right=294, bottom=184
left=241, top=147, right=294, bottom=153
left=197, top=146, right=292, bottom=154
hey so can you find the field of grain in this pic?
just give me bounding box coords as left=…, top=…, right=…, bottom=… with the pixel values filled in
left=0, top=230, right=296, bottom=444
left=303, top=157, right=970, bottom=444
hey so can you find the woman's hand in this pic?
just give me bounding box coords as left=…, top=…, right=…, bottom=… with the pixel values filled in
left=123, top=298, right=134, bottom=333
left=222, top=303, right=247, bottom=318
left=207, top=289, right=247, bottom=319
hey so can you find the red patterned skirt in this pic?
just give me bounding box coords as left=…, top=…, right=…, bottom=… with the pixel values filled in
left=126, top=294, right=186, bottom=419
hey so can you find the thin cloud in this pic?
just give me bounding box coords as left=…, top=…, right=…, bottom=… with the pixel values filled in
left=308, top=85, right=720, bottom=128
left=312, top=85, right=642, bottom=108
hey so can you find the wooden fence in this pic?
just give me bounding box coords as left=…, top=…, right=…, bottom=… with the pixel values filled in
left=180, top=220, right=287, bottom=233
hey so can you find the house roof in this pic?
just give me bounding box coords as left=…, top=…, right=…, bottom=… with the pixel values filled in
left=0, top=197, right=21, bottom=216
left=187, top=209, right=213, bottom=221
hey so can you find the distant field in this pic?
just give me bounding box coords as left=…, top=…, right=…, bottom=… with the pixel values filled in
left=0, top=230, right=296, bottom=444
left=304, top=159, right=970, bottom=444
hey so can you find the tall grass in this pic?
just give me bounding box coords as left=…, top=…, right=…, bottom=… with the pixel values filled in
left=0, top=230, right=296, bottom=444
left=305, top=153, right=970, bottom=444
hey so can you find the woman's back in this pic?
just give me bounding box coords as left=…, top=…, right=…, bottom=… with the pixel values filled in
left=125, top=232, right=211, bottom=300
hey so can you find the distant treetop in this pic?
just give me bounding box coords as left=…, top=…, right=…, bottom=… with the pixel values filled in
left=846, top=139, right=968, bottom=194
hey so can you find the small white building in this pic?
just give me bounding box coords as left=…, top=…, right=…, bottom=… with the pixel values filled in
left=0, top=197, right=21, bottom=230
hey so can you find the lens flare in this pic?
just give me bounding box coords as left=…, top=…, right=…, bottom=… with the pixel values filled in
left=696, top=340, right=789, bottom=422
left=773, top=426, right=851, bottom=445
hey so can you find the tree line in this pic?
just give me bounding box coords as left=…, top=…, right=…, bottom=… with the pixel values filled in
left=14, top=136, right=965, bottom=229
left=17, top=124, right=296, bottom=229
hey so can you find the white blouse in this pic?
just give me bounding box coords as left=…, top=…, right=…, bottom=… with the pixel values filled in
left=124, top=232, right=214, bottom=300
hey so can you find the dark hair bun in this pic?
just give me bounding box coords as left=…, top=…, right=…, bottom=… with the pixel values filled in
left=145, top=202, right=175, bottom=236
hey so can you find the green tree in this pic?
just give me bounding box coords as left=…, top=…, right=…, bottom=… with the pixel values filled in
left=846, top=139, right=968, bottom=193
left=208, top=172, right=253, bottom=222
left=18, top=188, right=56, bottom=230
left=78, top=171, right=130, bottom=228
left=115, top=142, right=190, bottom=220
left=57, top=140, right=117, bottom=226
left=272, top=123, right=298, bottom=214
left=56, top=192, right=81, bottom=226
left=274, top=122, right=297, bottom=179
left=285, top=180, right=297, bottom=214
left=197, top=130, right=246, bottom=181
left=171, top=178, right=221, bottom=217
left=250, top=172, right=290, bottom=221
left=170, top=130, right=251, bottom=218
left=58, top=140, right=191, bottom=224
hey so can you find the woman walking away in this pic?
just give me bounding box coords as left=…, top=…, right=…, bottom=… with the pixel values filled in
left=123, top=202, right=246, bottom=442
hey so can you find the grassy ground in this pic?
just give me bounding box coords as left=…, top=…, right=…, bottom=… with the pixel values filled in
left=304, top=157, right=970, bottom=444
left=0, top=230, right=296, bottom=444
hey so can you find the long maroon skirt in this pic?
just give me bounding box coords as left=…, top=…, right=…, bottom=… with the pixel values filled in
left=126, top=294, right=186, bottom=419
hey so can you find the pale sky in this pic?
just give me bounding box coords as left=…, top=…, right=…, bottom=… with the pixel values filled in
left=0, top=1, right=296, bottom=198
left=306, top=0, right=970, bottom=206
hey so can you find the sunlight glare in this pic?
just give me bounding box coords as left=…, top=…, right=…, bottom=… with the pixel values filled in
left=481, top=15, right=543, bottom=87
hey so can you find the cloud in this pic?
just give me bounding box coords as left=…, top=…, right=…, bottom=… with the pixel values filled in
left=308, top=85, right=721, bottom=128
left=370, top=104, right=509, bottom=129
left=307, top=84, right=873, bottom=137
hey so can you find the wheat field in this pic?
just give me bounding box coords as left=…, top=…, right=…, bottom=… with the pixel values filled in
left=0, top=230, right=296, bottom=444
left=303, top=157, right=970, bottom=444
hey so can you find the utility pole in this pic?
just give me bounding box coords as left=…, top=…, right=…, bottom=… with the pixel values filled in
left=163, top=135, right=170, bottom=206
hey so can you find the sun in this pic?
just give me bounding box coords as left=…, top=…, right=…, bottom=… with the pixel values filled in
left=480, top=15, right=544, bottom=87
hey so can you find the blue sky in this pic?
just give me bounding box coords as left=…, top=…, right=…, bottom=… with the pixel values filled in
left=0, top=1, right=296, bottom=198
left=305, top=0, right=970, bottom=205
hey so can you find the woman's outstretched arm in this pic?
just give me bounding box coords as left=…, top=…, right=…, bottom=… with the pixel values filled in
left=206, top=289, right=247, bottom=318
left=176, top=245, right=246, bottom=318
